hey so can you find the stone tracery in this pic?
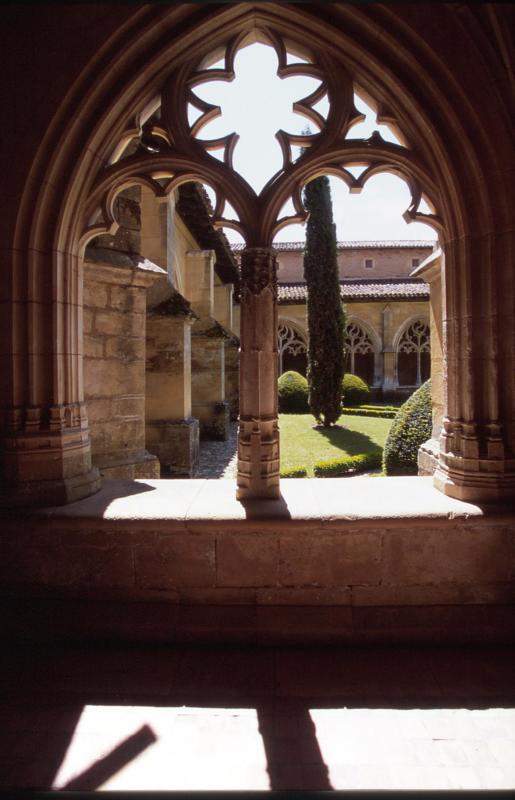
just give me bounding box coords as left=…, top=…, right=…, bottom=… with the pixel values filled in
left=278, top=322, right=307, bottom=375
left=80, top=29, right=441, bottom=498
left=397, top=319, right=430, bottom=387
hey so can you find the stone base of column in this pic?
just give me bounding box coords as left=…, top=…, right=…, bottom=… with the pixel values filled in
left=94, top=450, right=160, bottom=480
left=433, top=458, right=515, bottom=502
left=418, top=437, right=440, bottom=476
left=194, top=401, right=230, bottom=441
left=0, top=468, right=102, bottom=508
left=236, top=417, right=280, bottom=499
left=0, top=419, right=102, bottom=507
left=146, top=418, right=199, bottom=477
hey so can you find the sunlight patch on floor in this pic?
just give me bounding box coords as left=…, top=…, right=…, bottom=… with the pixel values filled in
left=52, top=705, right=515, bottom=790
left=52, top=706, right=269, bottom=790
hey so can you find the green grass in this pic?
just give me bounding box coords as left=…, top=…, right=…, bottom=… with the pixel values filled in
left=279, top=412, right=393, bottom=477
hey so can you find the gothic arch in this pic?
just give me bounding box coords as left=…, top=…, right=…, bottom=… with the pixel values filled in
left=3, top=3, right=513, bottom=503
left=394, top=316, right=431, bottom=388
left=344, top=317, right=381, bottom=387
left=392, top=314, right=431, bottom=354
left=277, top=318, right=308, bottom=376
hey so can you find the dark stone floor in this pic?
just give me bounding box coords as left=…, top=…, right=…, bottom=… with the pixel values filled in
left=1, top=643, right=514, bottom=791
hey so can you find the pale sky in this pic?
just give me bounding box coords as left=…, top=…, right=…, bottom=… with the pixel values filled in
left=192, top=43, right=437, bottom=245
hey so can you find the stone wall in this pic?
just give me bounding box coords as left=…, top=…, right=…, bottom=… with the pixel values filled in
left=83, top=260, right=164, bottom=479
left=0, top=477, right=513, bottom=644
left=277, top=245, right=434, bottom=283
left=191, top=319, right=230, bottom=440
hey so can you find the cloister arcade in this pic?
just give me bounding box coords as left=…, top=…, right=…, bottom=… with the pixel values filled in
left=0, top=3, right=513, bottom=652
left=277, top=315, right=431, bottom=395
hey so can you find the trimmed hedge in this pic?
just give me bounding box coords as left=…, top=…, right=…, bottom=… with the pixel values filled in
left=280, top=465, right=308, bottom=478
left=361, top=404, right=400, bottom=412
left=383, top=380, right=432, bottom=475
left=341, top=373, right=371, bottom=406
left=278, top=370, right=309, bottom=413
left=341, top=407, right=397, bottom=419
left=313, top=450, right=382, bottom=477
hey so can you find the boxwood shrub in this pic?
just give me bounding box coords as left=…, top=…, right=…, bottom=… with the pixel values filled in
left=280, top=465, right=308, bottom=478
left=278, top=370, right=309, bottom=413
left=341, top=373, right=371, bottom=406
left=314, top=450, right=382, bottom=477
left=383, top=380, right=432, bottom=475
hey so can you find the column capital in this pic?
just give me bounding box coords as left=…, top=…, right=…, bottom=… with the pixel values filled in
left=240, top=248, right=277, bottom=298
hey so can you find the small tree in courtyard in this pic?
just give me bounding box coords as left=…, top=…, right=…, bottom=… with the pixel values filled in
left=303, top=173, right=346, bottom=426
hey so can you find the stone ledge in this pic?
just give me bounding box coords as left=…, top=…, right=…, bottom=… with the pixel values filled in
left=2, top=476, right=511, bottom=530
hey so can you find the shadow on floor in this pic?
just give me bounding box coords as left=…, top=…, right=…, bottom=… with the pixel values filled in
left=1, top=643, right=514, bottom=791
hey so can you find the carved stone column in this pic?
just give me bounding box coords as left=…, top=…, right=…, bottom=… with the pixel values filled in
left=237, top=248, right=280, bottom=499
left=433, top=234, right=515, bottom=501
left=0, top=252, right=101, bottom=507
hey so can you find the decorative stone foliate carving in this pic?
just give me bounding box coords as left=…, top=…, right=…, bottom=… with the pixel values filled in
left=240, top=248, right=278, bottom=299
left=237, top=248, right=280, bottom=499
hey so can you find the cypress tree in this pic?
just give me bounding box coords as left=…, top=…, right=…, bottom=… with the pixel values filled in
left=303, top=174, right=346, bottom=426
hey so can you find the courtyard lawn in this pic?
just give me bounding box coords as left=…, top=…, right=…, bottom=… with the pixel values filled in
left=279, top=412, right=393, bottom=476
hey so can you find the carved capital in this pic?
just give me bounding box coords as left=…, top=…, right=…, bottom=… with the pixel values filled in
left=240, top=248, right=277, bottom=298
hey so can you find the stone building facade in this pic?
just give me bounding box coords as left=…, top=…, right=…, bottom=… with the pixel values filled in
left=238, top=241, right=435, bottom=398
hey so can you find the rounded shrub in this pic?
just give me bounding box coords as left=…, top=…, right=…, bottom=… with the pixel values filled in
left=341, top=373, right=371, bottom=406
left=383, top=380, right=432, bottom=475
left=278, top=370, right=309, bottom=413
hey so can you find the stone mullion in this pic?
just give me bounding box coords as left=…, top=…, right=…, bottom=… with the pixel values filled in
left=237, top=248, right=280, bottom=499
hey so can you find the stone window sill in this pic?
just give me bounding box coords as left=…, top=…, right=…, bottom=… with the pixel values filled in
left=7, top=476, right=510, bottom=530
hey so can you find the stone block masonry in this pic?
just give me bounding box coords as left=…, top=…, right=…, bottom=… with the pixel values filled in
left=83, top=260, right=165, bottom=479
left=0, top=477, right=513, bottom=645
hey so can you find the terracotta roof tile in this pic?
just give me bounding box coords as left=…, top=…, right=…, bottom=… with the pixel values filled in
left=231, top=240, right=435, bottom=252
left=278, top=279, right=430, bottom=303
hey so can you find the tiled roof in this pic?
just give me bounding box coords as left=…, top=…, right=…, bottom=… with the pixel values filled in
left=231, top=240, right=435, bottom=252
left=278, top=279, right=430, bottom=303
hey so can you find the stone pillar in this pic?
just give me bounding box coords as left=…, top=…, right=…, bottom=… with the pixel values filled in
left=83, top=259, right=164, bottom=479
left=433, top=234, right=515, bottom=501
left=412, top=251, right=444, bottom=476
left=184, top=250, right=215, bottom=318
left=0, top=248, right=101, bottom=507
left=191, top=318, right=230, bottom=440
left=214, top=282, right=234, bottom=330
left=382, top=351, right=397, bottom=395
left=381, top=304, right=397, bottom=398
left=146, top=296, right=199, bottom=476
left=237, top=248, right=280, bottom=499
left=225, top=335, right=240, bottom=421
